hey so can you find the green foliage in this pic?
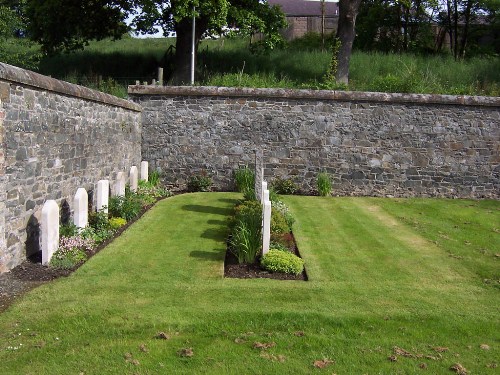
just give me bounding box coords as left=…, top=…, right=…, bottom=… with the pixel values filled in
left=323, top=37, right=343, bottom=89
left=108, top=217, right=127, bottom=230
left=271, top=209, right=290, bottom=235
left=261, top=249, right=304, bottom=275
left=149, top=170, right=161, bottom=187
left=268, top=187, right=279, bottom=203
left=272, top=200, right=295, bottom=229
left=272, top=176, right=298, bottom=195
left=187, top=172, right=212, bottom=192
left=108, top=194, right=142, bottom=221
left=88, top=210, right=110, bottom=232
left=243, top=188, right=257, bottom=202
left=0, top=5, right=40, bottom=69
left=80, top=225, right=113, bottom=246
left=317, top=172, right=333, bottom=197
left=50, top=235, right=93, bottom=269
left=59, top=223, right=78, bottom=238
left=234, top=166, right=255, bottom=194
left=230, top=200, right=262, bottom=264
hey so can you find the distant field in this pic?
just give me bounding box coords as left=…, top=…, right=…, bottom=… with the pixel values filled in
left=14, top=35, right=500, bottom=97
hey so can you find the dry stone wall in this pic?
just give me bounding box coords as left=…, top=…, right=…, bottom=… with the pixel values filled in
left=130, top=86, right=500, bottom=199
left=0, top=63, right=142, bottom=272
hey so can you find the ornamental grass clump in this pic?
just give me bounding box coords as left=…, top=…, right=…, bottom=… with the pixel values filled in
left=261, top=249, right=304, bottom=275
left=317, top=172, right=332, bottom=196
left=234, top=166, right=255, bottom=195
left=230, top=200, right=262, bottom=264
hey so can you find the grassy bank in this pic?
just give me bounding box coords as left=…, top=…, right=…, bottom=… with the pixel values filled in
left=1, top=193, right=498, bottom=374
left=9, top=36, right=495, bottom=97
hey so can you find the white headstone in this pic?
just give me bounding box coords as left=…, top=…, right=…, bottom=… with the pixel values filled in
left=262, top=181, right=268, bottom=203
left=97, top=180, right=109, bottom=214
left=263, top=189, right=269, bottom=203
left=130, top=166, right=138, bottom=192
left=140, top=161, right=149, bottom=181
left=42, top=200, right=59, bottom=265
left=114, top=172, right=126, bottom=196
left=74, top=188, right=88, bottom=229
left=262, top=200, right=271, bottom=256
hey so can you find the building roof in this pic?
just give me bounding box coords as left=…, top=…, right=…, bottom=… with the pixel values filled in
left=268, top=0, right=339, bottom=17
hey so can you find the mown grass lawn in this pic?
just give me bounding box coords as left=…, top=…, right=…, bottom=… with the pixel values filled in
left=0, top=193, right=498, bottom=374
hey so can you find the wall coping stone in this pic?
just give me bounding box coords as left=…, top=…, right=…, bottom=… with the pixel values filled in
left=128, top=85, right=500, bottom=108
left=0, top=62, right=142, bottom=112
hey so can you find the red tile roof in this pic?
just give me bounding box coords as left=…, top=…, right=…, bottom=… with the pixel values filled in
left=268, top=0, right=339, bottom=17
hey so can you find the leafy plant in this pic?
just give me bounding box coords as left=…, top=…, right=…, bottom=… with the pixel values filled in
left=272, top=200, right=295, bottom=229
left=270, top=232, right=295, bottom=251
left=50, top=235, right=94, bottom=269
left=234, top=166, right=255, bottom=194
left=230, top=200, right=262, bottom=264
left=261, top=249, right=304, bottom=275
left=230, top=221, right=262, bottom=264
left=59, top=223, right=78, bottom=237
left=272, top=176, right=298, bottom=195
left=271, top=209, right=290, bottom=234
left=88, top=210, right=110, bottom=232
left=317, top=172, right=332, bottom=197
left=187, top=172, right=212, bottom=192
left=109, top=217, right=127, bottom=230
left=149, top=170, right=161, bottom=186
left=108, top=194, right=142, bottom=221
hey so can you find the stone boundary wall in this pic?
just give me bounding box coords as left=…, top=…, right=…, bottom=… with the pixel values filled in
left=0, top=63, right=142, bottom=272
left=0, top=96, right=6, bottom=260
left=130, top=86, right=499, bottom=199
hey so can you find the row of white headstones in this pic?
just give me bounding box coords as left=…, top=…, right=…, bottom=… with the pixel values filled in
left=41, top=161, right=150, bottom=265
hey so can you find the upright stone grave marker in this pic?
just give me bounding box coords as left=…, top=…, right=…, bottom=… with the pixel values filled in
left=262, top=195, right=271, bottom=256
left=254, top=149, right=263, bottom=201
left=74, top=188, right=88, bottom=229
left=140, top=161, right=149, bottom=181
left=41, top=200, right=59, bottom=265
left=130, top=166, right=138, bottom=192
left=261, top=181, right=268, bottom=203
left=115, top=172, right=125, bottom=196
left=97, top=180, right=109, bottom=214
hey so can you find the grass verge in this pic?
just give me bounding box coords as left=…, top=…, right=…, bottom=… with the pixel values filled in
left=0, top=193, right=498, bottom=374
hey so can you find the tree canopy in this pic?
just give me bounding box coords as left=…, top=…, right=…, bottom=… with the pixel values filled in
left=25, top=0, right=286, bottom=83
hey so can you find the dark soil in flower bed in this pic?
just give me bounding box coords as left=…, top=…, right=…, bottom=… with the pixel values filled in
left=224, top=232, right=308, bottom=281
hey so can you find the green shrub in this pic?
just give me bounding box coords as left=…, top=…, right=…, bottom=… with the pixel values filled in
left=234, top=166, right=255, bottom=194
left=109, top=217, right=127, bottom=230
left=272, top=176, right=298, bottom=195
left=234, top=200, right=262, bottom=225
left=88, top=210, right=110, bottom=232
left=317, top=172, right=332, bottom=196
left=272, top=200, right=295, bottom=229
left=59, top=223, right=78, bottom=237
left=187, top=172, right=212, bottom=192
left=268, top=187, right=279, bottom=202
left=108, top=194, right=143, bottom=221
left=271, top=209, right=290, bottom=234
left=261, top=249, right=304, bottom=275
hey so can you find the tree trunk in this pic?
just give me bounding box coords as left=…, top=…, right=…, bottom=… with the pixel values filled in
left=459, top=0, right=473, bottom=58
left=453, top=0, right=459, bottom=59
left=170, top=17, right=208, bottom=85
left=335, top=0, right=362, bottom=85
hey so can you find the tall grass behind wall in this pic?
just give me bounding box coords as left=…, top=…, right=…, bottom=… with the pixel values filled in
left=30, top=35, right=500, bottom=97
